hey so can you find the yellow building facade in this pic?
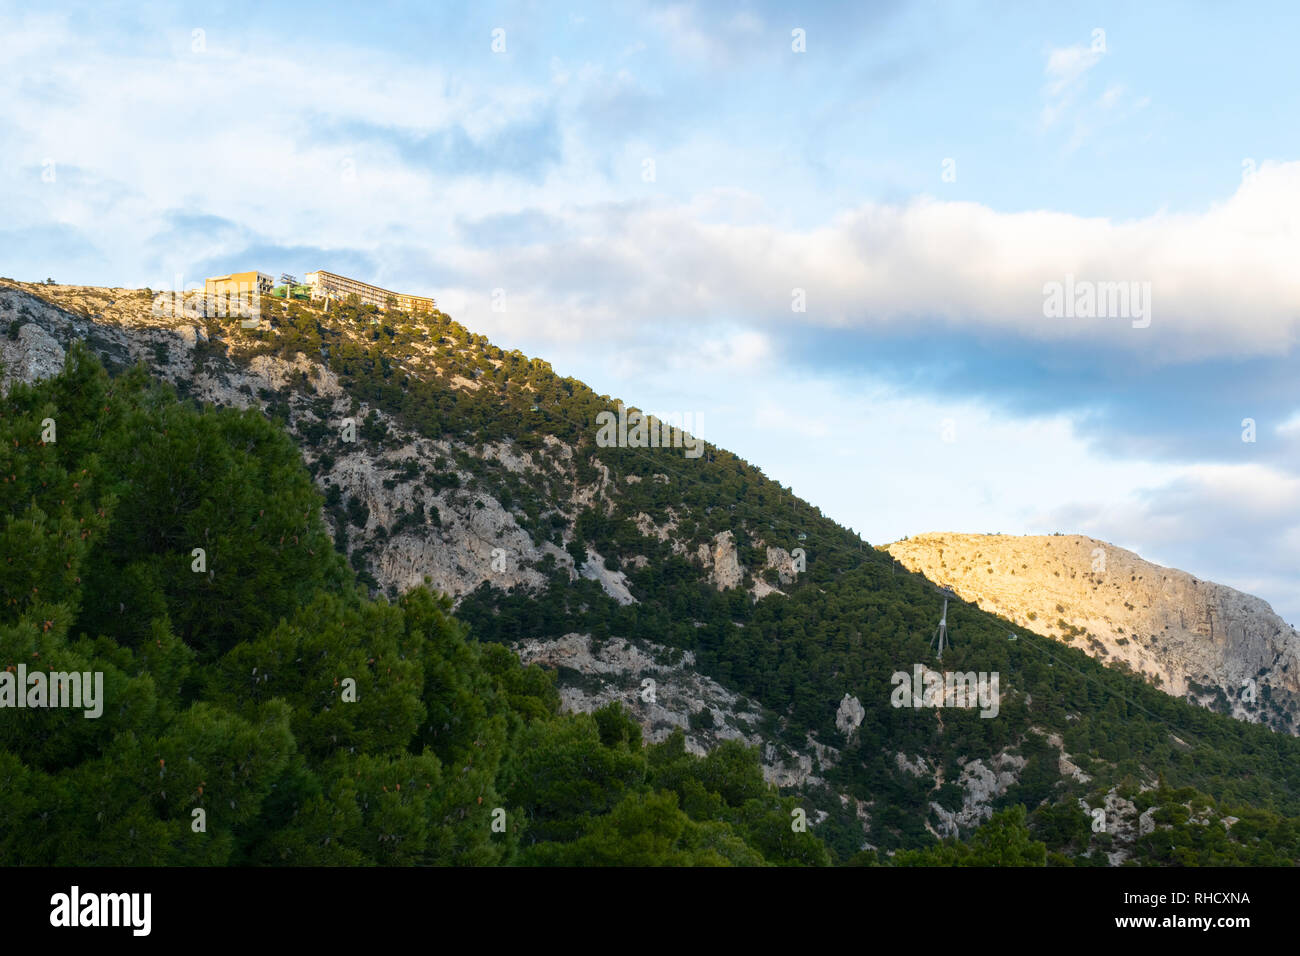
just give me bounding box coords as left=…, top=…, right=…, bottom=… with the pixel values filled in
left=205, top=271, right=273, bottom=298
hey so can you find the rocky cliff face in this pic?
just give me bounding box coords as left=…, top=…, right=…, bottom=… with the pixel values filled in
left=885, top=533, right=1300, bottom=733
left=512, top=632, right=834, bottom=788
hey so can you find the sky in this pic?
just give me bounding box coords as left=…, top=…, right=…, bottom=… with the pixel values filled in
left=2, top=1, right=1298, bottom=622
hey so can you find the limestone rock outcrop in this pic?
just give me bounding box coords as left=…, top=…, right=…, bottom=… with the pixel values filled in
left=886, top=533, right=1300, bottom=733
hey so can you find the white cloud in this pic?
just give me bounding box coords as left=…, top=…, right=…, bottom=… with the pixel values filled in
left=447, top=162, right=1300, bottom=363
left=15, top=10, right=1292, bottom=369
left=695, top=329, right=772, bottom=372
left=1041, top=42, right=1104, bottom=126
left=1040, top=40, right=1148, bottom=150
left=645, top=2, right=768, bottom=63
left=647, top=4, right=716, bottom=61
left=1045, top=43, right=1103, bottom=96
left=1277, top=410, right=1300, bottom=434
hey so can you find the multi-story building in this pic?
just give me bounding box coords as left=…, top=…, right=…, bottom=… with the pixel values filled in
left=205, top=271, right=274, bottom=298
left=303, top=270, right=436, bottom=313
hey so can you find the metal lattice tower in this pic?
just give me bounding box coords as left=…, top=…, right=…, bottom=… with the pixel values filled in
left=931, top=586, right=955, bottom=661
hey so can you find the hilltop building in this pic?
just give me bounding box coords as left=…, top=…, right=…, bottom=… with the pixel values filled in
left=303, top=270, right=435, bottom=312
left=204, top=271, right=273, bottom=298
left=201, top=271, right=272, bottom=319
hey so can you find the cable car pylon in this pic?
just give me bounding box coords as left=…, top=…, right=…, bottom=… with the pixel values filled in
left=931, top=585, right=957, bottom=661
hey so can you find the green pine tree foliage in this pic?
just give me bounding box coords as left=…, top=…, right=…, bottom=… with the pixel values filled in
left=893, top=806, right=1048, bottom=866
left=0, top=346, right=828, bottom=866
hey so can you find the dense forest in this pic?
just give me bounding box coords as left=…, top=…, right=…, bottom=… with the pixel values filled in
left=0, top=346, right=833, bottom=865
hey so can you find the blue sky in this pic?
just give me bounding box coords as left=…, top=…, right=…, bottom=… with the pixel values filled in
left=3, top=0, right=1299, bottom=622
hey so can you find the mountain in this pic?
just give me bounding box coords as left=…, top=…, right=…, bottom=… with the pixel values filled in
left=0, top=281, right=852, bottom=784
left=4, top=275, right=1300, bottom=866
left=885, top=533, right=1300, bottom=734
